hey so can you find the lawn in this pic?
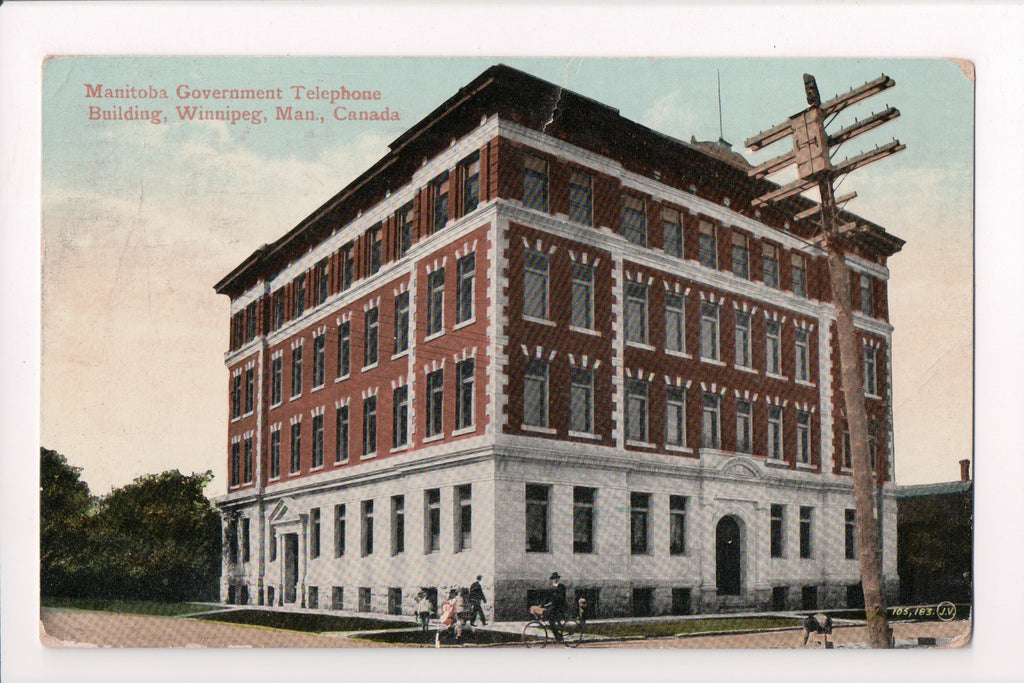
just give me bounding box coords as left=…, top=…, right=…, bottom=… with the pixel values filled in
left=583, top=616, right=803, bottom=639
left=191, top=609, right=414, bottom=633
left=40, top=596, right=220, bottom=617
left=354, top=627, right=525, bottom=647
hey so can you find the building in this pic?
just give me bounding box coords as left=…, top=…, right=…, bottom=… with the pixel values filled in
left=896, top=460, right=972, bottom=606
left=213, top=64, right=903, bottom=620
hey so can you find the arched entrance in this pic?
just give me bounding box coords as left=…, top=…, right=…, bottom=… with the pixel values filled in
left=716, top=516, right=742, bottom=595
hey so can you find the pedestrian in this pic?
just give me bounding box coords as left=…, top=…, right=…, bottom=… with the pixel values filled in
left=469, top=575, right=488, bottom=626
left=416, top=590, right=433, bottom=634
left=801, top=613, right=833, bottom=648
left=455, top=587, right=472, bottom=639
left=543, top=572, right=567, bottom=643
left=437, top=589, right=458, bottom=644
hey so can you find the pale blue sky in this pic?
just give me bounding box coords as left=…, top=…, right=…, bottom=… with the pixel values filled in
left=41, top=56, right=973, bottom=496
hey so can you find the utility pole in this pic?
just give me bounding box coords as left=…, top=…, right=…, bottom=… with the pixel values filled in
left=745, top=74, right=905, bottom=648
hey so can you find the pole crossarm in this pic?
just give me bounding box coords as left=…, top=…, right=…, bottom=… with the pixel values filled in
left=821, top=74, right=895, bottom=116
left=828, top=107, right=901, bottom=147
left=794, top=192, right=857, bottom=222
left=832, top=140, right=906, bottom=176
left=751, top=176, right=818, bottom=208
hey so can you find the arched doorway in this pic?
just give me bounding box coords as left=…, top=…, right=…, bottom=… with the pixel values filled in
left=716, top=516, right=742, bottom=595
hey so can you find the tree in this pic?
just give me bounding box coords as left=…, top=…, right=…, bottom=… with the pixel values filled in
left=40, top=448, right=94, bottom=597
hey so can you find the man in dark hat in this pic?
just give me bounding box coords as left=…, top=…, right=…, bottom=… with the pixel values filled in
left=543, top=572, right=567, bottom=643
left=469, top=575, right=488, bottom=626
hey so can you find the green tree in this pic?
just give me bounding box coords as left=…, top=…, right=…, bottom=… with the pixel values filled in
left=40, top=447, right=94, bottom=596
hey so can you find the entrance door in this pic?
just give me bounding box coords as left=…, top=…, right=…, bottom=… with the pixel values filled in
left=716, top=516, right=741, bottom=595
left=283, top=533, right=299, bottom=604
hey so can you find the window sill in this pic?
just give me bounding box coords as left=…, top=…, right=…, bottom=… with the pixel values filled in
left=665, top=349, right=691, bottom=360
left=522, top=424, right=556, bottom=435
left=665, top=444, right=693, bottom=454
left=568, top=430, right=601, bottom=441
left=311, top=384, right=324, bottom=393
left=310, top=465, right=324, bottom=473
left=794, top=379, right=816, bottom=389
left=334, top=457, right=349, bottom=466
left=522, top=315, right=556, bottom=328
left=626, top=341, right=655, bottom=351
left=424, top=330, right=445, bottom=343
left=451, top=425, right=476, bottom=437
left=735, top=365, right=758, bottom=376
left=568, top=325, right=601, bottom=337
left=335, top=374, right=351, bottom=383
left=270, top=401, right=282, bottom=410
left=454, top=318, right=476, bottom=331
left=864, top=392, right=882, bottom=400
left=289, top=394, right=302, bottom=402
left=765, top=458, right=789, bottom=468
left=360, top=452, right=378, bottom=460
left=389, top=444, right=410, bottom=454
left=766, top=372, right=788, bottom=381
left=231, top=416, right=241, bottom=423
left=795, top=462, right=816, bottom=471
left=391, top=349, right=410, bottom=361
left=268, top=476, right=281, bottom=482
left=361, top=362, right=380, bottom=373
left=700, top=357, right=726, bottom=367
left=627, top=440, right=657, bottom=449
left=840, top=467, right=853, bottom=475
left=422, top=433, right=445, bottom=444
left=242, top=410, right=255, bottom=419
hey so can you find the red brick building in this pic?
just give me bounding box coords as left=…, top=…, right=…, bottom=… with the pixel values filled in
left=214, top=65, right=902, bottom=619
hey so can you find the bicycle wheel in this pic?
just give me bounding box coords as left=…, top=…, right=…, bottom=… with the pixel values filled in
left=561, top=619, right=582, bottom=648
left=522, top=620, right=548, bottom=648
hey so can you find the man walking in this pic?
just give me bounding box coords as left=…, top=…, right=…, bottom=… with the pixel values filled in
left=469, top=575, right=488, bottom=626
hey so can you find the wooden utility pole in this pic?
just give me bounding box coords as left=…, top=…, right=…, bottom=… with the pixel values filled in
left=745, top=73, right=905, bottom=648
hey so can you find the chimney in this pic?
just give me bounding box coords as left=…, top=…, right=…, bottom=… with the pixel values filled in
left=959, top=459, right=971, bottom=482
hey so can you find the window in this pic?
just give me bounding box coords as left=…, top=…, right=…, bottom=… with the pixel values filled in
left=732, top=232, right=749, bottom=279
left=358, top=587, right=371, bottom=612
left=362, top=396, right=377, bottom=456
left=455, top=359, right=475, bottom=431
left=311, top=414, right=324, bottom=468
left=310, top=508, right=321, bottom=558
left=767, top=405, right=783, bottom=461
left=569, top=367, right=594, bottom=434
left=700, top=301, right=720, bottom=360
left=698, top=220, right=717, bottom=268
left=431, top=172, right=450, bottom=233
left=669, top=495, right=687, bottom=555
left=227, top=519, right=238, bottom=563
left=391, top=496, right=405, bottom=555
left=663, top=207, right=683, bottom=258
left=842, top=431, right=852, bottom=469
left=702, top=393, right=721, bottom=449
left=571, top=262, right=594, bottom=330
left=770, top=504, right=784, bottom=558
left=456, top=253, right=475, bottom=325
left=766, top=320, right=782, bottom=376
left=792, top=253, right=807, bottom=297
left=291, top=345, right=303, bottom=397
left=626, top=379, right=649, bottom=443
left=799, top=506, right=813, bottom=558
left=394, top=292, right=410, bottom=354
left=630, top=492, right=650, bottom=555
left=734, top=311, right=752, bottom=368
left=573, top=487, right=595, bottom=554
left=860, top=275, right=874, bottom=315
left=230, top=442, right=240, bottom=486
left=523, top=359, right=548, bottom=428
left=568, top=170, right=592, bottom=225
left=244, top=367, right=254, bottom=413
left=763, top=243, right=779, bottom=289
left=290, top=422, right=301, bottom=473
left=523, top=249, right=549, bottom=320
left=393, top=385, right=409, bottom=448
left=624, top=281, right=648, bottom=344
left=269, top=527, right=277, bottom=562
left=361, top=500, right=374, bottom=556
left=312, top=335, right=326, bottom=388
left=525, top=484, right=549, bottom=552
left=341, top=245, right=354, bottom=291
left=364, top=308, right=379, bottom=367
left=242, top=518, right=251, bottom=563
left=271, top=356, right=282, bottom=406
left=337, top=320, right=350, bottom=378
left=523, top=154, right=548, bottom=211
left=399, top=203, right=414, bottom=257
left=335, top=405, right=349, bottom=463
left=271, top=291, right=285, bottom=330
left=869, top=435, right=879, bottom=471
left=845, top=509, right=857, bottom=559
left=293, top=274, right=306, bottom=319
left=735, top=399, right=752, bottom=453
left=456, top=484, right=472, bottom=552
left=424, top=270, right=446, bottom=340
left=334, top=504, right=346, bottom=557
left=621, top=195, right=647, bottom=246
left=269, top=429, right=281, bottom=479
left=666, top=387, right=687, bottom=448
left=315, top=258, right=329, bottom=306
left=425, top=489, right=441, bottom=553
left=665, top=292, right=686, bottom=353
left=231, top=374, right=242, bottom=418
left=462, top=153, right=480, bottom=214
left=795, top=329, right=811, bottom=382
left=796, top=410, right=811, bottom=464
left=863, top=344, right=878, bottom=395
left=426, top=369, right=444, bottom=437
left=368, top=226, right=384, bottom=278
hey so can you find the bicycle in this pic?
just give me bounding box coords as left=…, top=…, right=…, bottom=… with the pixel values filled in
left=521, top=601, right=586, bottom=648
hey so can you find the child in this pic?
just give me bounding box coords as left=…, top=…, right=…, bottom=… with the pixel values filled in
left=416, top=591, right=433, bottom=634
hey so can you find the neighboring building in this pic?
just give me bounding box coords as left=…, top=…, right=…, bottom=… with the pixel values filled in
left=214, top=65, right=903, bottom=620
left=896, top=460, right=973, bottom=606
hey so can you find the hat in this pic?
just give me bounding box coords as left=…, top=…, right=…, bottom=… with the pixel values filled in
left=476, top=575, right=482, bottom=581
left=549, top=572, right=560, bottom=580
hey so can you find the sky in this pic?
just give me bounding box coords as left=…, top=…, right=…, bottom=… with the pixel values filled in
left=38, top=56, right=973, bottom=498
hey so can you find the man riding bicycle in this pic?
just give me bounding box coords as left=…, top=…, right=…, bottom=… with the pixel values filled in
left=542, top=572, right=567, bottom=643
